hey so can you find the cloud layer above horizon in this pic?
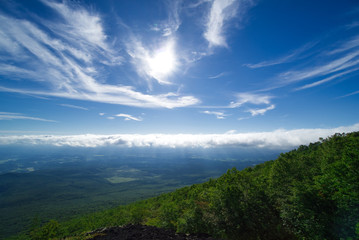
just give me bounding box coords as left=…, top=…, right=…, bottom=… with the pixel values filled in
left=1, top=123, right=358, bottom=149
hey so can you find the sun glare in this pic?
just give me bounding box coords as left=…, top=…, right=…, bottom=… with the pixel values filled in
left=147, top=40, right=177, bottom=84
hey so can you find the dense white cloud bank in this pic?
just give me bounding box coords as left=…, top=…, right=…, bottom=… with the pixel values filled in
left=1, top=123, right=358, bottom=149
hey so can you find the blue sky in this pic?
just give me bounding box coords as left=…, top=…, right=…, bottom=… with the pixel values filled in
left=0, top=0, right=359, bottom=148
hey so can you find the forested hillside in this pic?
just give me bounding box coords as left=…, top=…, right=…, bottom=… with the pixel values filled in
left=20, top=132, right=359, bottom=239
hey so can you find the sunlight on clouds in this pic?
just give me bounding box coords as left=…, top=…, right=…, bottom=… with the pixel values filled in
left=147, top=40, right=177, bottom=83
left=1, top=123, right=358, bottom=149
left=0, top=4, right=198, bottom=109
left=127, top=38, right=178, bottom=86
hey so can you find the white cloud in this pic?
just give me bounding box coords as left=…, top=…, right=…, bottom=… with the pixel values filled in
left=294, top=66, right=359, bottom=91
left=225, top=129, right=237, bottom=134
left=229, top=92, right=272, bottom=108
left=208, top=71, right=229, bottom=79
left=337, top=90, right=359, bottom=99
left=151, top=1, right=182, bottom=37
left=248, top=34, right=359, bottom=92
left=0, top=85, right=199, bottom=109
left=327, top=35, right=359, bottom=55
left=0, top=8, right=199, bottom=109
left=0, top=112, right=56, bottom=122
left=1, top=123, right=358, bottom=149
left=204, top=0, right=254, bottom=48
left=204, top=0, right=238, bottom=47
left=264, top=36, right=359, bottom=91
left=247, top=104, right=275, bottom=116
left=115, top=114, right=143, bottom=121
left=280, top=50, right=359, bottom=84
left=201, top=110, right=227, bottom=119
left=41, top=0, right=109, bottom=51
left=99, top=113, right=105, bottom=116
left=59, top=104, right=88, bottom=111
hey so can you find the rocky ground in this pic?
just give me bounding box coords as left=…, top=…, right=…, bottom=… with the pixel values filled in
left=87, top=224, right=220, bottom=240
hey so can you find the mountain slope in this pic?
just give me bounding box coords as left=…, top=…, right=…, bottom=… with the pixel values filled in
left=22, top=132, right=359, bottom=239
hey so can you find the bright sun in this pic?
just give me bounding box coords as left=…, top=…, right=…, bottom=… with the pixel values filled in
left=147, top=40, right=177, bottom=84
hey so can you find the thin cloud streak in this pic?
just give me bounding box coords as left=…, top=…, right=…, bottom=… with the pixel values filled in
left=1, top=123, right=358, bottom=149
left=244, top=42, right=317, bottom=68
left=280, top=49, right=359, bottom=84
left=151, top=0, right=182, bottom=37
left=267, top=37, right=359, bottom=91
left=208, top=71, right=229, bottom=79
left=252, top=35, right=359, bottom=92
left=327, top=35, right=359, bottom=55
left=0, top=86, right=199, bottom=109
left=115, top=114, right=143, bottom=121
left=201, top=110, right=228, bottom=119
left=248, top=104, right=275, bottom=116
left=59, top=104, right=88, bottom=111
left=0, top=112, right=56, bottom=122
left=337, top=90, right=359, bottom=99
left=294, top=66, right=359, bottom=91
left=229, top=92, right=272, bottom=108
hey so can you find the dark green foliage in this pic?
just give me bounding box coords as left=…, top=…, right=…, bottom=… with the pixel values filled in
left=29, top=220, right=60, bottom=240
left=17, top=132, right=359, bottom=240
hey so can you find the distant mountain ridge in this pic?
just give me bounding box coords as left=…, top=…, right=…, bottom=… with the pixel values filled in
left=15, top=132, right=359, bottom=239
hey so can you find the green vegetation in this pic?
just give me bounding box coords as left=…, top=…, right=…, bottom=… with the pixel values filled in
left=1, top=155, right=259, bottom=239
left=9, top=132, right=359, bottom=239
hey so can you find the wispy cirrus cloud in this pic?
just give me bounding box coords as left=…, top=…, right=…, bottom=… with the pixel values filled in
left=244, top=42, right=317, bottom=68
left=59, top=104, right=88, bottom=111
left=229, top=92, right=272, bottom=108
left=228, top=92, right=275, bottom=117
left=280, top=49, right=359, bottom=84
left=254, top=35, right=359, bottom=92
left=0, top=85, right=199, bottom=109
left=247, top=104, right=275, bottom=116
left=337, top=90, right=359, bottom=99
left=0, top=2, right=199, bottom=109
left=199, top=92, right=274, bottom=118
left=327, top=35, right=359, bottom=55
left=41, top=0, right=110, bottom=52
left=115, top=113, right=143, bottom=121
left=208, top=71, right=229, bottom=79
left=294, top=66, right=359, bottom=91
left=1, top=123, right=358, bottom=149
left=201, top=110, right=228, bottom=119
left=150, top=1, right=182, bottom=37
left=0, top=112, right=56, bottom=122
left=204, top=0, right=254, bottom=48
